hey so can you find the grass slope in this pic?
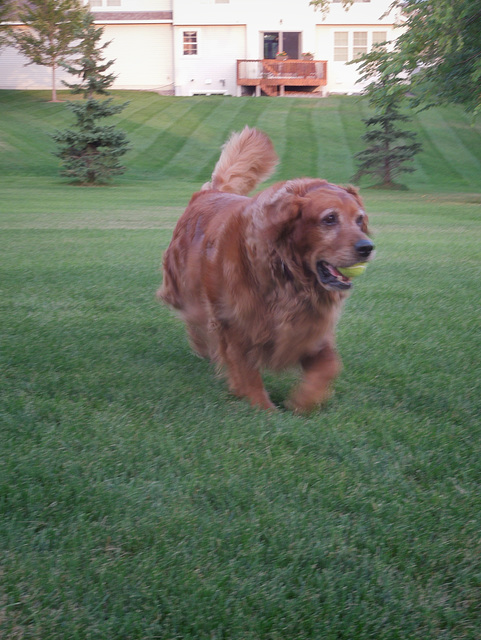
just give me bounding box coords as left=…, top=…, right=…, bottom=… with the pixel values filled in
left=1, top=91, right=481, bottom=639
left=1, top=90, right=481, bottom=191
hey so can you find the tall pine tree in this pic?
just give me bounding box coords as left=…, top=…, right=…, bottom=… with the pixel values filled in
left=352, top=46, right=422, bottom=189
left=53, top=11, right=129, bottom=185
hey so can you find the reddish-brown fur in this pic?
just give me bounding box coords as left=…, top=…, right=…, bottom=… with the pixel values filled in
left=158, top=127, right=374, bottom=412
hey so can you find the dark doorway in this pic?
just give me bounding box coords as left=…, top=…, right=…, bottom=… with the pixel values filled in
left=263, top=31, right=301, bottom=59
left=283, top=32, right=301, bottom=59
left=263, top=33, right=279, bottom=59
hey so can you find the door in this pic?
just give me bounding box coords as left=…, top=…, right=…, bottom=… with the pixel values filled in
left=283, top=32, right=301, bottom=60
left=263, top=33, right=279, bottom=59
left=263, top=32, right=301, bottom=59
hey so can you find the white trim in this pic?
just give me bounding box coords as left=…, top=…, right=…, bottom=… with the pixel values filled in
left=190, top=89, right=228, bottom=95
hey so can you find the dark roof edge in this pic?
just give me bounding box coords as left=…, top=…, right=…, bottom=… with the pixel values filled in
left=93, top=11, right=173, bottom=22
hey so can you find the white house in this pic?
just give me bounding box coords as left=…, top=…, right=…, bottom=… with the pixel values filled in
left=0, top=0, right=401, bottom=97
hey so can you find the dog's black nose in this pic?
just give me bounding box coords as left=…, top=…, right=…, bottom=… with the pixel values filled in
left=355, top=238, right=375, bottom=259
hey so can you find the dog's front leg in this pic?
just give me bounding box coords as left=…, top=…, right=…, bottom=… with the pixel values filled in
left=219, top=331, right=275, bottom=410
left=288, top=343, right=341, bottom=413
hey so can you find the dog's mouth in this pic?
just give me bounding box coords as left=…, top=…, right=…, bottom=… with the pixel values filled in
left=316, top=261, right=353, bottom=291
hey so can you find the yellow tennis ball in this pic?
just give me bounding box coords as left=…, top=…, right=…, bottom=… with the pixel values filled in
left=338, top=262, right=368, bottom=278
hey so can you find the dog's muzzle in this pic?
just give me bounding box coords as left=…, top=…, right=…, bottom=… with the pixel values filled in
left=316, top=261, right=353, bottom=291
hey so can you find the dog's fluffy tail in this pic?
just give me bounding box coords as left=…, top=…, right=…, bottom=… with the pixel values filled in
left=202, top=126, right=278, bottom=196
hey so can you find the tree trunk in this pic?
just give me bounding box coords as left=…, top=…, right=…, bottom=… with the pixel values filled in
left=52, top=61, right=57, bottom=102
left=383, top=137, right=391, bottom=185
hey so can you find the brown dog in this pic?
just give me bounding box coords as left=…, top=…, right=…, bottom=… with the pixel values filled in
left=158, top=127, right=374, bottom=412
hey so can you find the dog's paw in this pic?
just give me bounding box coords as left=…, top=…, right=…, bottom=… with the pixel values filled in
left=286, top=386, right=333, bottom=414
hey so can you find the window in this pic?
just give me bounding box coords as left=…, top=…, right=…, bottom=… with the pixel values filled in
left=264, top=33, right=279, bottom=59
left=89, top=0, right=121, bottom=5
left=334, top=32, right=348, bottom=62
left=183, top=31, right=198, bottom=56
left=334, top=31, right=383, bottom=62
left=353, top=32, right=367, bottom=59
left=372, top=31, right=388, bottom=48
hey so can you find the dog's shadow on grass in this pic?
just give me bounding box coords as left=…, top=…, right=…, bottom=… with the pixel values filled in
left=261, top=370, right=298, bottom=411
left=156, top=319, right=305, bottom=415
left=156, top=345, right=300, bottom=416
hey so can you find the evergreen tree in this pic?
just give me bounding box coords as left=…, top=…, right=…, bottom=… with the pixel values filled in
left=353, top=105, right=422, bottom=188
left=62, top=10, right=117, bottom=99
left=13, top=0, right=86, bottom=102
left=352, top=46, right=422, bottom=189
left=53, top=12, right=130, bottom=185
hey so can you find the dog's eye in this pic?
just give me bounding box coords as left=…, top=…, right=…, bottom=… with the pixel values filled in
left=322, top=212, right=338, bottom=226
left=356, top=214, right=365, bottom=227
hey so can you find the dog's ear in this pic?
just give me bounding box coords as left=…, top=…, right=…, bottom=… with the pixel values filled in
left=255, top=185, right=303, bottom=241
left=344, top=184, right=363, bottom=206
left=266, top=194, right=302, bottom=231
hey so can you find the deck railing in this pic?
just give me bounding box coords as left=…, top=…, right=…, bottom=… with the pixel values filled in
left=237, top=59, right=327, bottom=84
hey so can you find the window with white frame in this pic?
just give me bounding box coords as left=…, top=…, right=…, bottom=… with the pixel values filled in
left=353, top=31, right=368, bottom=59
left=89, top=0, right=121, bottom=6
left=334, top=31, right=386, bottom=62
left=372, top=31, right=388, bottom=48
left=183, top=31, right=198, bottom=56
left=334, top=32, right=349, bottom=62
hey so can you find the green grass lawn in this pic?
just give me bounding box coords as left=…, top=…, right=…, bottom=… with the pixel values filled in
left=1, top=91, right=480, bottom=639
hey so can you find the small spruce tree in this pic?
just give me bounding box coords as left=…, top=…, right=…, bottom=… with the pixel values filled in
left=352, top=46, right=422, bottom=189
left=53, top=12, right=129, bottom=185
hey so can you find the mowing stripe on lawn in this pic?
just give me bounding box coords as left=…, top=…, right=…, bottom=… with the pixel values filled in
left=117, top=94, right=179, bottom=137
left=126, top=98, right=219, bottom=175
left=278, top=99, right=317, bottom=180
left=338, top=96, right=366, bottom=159
left=411, top=110, right=472, bottom=189
left=437, top=105, right=481, bottom=166
left=416, top=109, right=481, bottom=189
left=311, top=98, right=355, bottom=183
left=255, top=99, right=291, bottom=176
left=151, top=98, right=236, bottom=178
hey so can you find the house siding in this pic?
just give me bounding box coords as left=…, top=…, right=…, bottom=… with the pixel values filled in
left=174, top=25, right=245, bottom=96
left=103, top=24, right=173, bottom=91
left=0, top=0, right=401, bottom=95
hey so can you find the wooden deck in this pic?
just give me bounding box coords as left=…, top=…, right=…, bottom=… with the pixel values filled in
left=237, top=59, right=327, bottom=96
